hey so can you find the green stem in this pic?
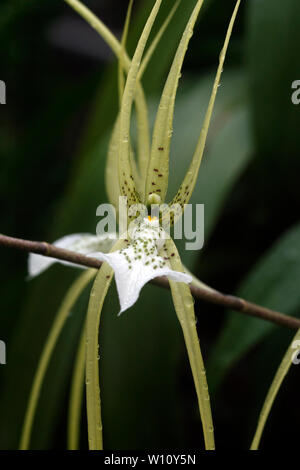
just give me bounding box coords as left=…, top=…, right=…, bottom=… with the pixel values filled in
left=251, top=328, right=300, bottom=449
left=19, top=269, right=96, bottom=450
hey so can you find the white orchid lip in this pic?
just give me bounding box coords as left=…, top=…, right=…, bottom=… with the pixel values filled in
left=89, top=217, right=192, bottom=314
left=28, top=218, right=192, bottom=315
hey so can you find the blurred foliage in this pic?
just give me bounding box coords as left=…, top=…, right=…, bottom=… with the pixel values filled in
left=0, top=0, right=299, bottom=450
left=208, top=222, right=300, bottom=392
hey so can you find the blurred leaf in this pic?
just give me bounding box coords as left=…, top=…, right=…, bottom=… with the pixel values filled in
left=246, top=0, right=300, bottom=197
left=208, top=221, right=300, bottom=391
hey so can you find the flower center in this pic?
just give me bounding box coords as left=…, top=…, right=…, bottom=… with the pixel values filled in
left=119, top=218, right=167, bottom=271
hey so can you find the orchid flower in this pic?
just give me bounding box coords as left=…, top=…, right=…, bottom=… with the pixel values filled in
left=21, top=0, right=241, bottom=452
left=29, top=218, right=192, bottom=314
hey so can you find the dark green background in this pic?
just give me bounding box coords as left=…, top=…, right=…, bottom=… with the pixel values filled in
left=0, top=0, right=300, bottom=449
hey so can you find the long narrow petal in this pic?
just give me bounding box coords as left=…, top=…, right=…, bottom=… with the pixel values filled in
left=145, top=0, right=205, bottom=204
left=116, top=0, right=149, bottom=202
left=106, top=2, right=180, bottom=205
left=137, top=0, right=181, bottom=183
left=251, top=328, right=300, bottom=450
left=118, top=0, right=134, bottom=103
left=118, top=0, right=162, bottom=209
left=165, top=0, right=241, bottom=225
left=28, top=233, right=117, bottom=278
left=19, top=269, right=96, bottom=449
left=138, top=0, right=181, bottom=80
left=85, top=238, right=126, bottom=450
left=106, top=115, right=142, bottom=211
left=65, top=0, right=150, bottom=203
left=86, top=264, right=113, bottom=450
left=68, top=321, right=86, bottom=450
left=164, top=237, right=215, bottom=450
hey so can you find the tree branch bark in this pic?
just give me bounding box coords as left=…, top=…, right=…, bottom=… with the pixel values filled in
left=1, top=233, right=299, bottom=330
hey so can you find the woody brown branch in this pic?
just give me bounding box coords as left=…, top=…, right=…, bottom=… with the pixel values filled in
left=1, top=233, right=299, bottom=330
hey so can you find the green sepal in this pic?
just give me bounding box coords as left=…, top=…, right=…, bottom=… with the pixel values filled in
left=65, top=0, right=150, bottom=206
left=251, top=328, right=300, bottom=450
left=163, top=237, right=215, bottom=450
left=19, top=269, right=96, bottom=450
left=118, top=0, right=135, bottom=104
left=118, top=0, right=162, bottom=211
left=85, top=238, right=126, bottom=450
left=106, top=114, right=142, bottom=214
left=165, top=0, right=241, bottom=226
left=145, top=0, right=205, bottom=204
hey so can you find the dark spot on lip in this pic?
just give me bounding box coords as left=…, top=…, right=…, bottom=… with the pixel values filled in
left=154, top=168, right=159, bottom=172
left=158, top=147, right=164, bottom=151
left=106, top=275, right=111, bottom=279
left=158, top=174, right=163, bottom=177
left=152, top=182, right=156, bottom=185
